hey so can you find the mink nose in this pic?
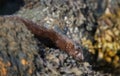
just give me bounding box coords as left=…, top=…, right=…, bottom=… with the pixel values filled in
left=75, top=52, right=84, bottom=61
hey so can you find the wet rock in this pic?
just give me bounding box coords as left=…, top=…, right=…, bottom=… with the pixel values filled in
left=0, top=0, right=116, bottom=76
left=0, top=16, right=40, bottom=76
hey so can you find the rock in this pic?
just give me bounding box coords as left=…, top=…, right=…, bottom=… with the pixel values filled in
left=0, top=16, right=41, bottom=76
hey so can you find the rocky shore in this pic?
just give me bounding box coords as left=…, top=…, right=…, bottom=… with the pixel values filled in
left=0, top=0, right=120, bottom=76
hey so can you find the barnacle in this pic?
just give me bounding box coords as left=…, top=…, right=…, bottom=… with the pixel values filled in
left=82, top=9, right=120, bottom=67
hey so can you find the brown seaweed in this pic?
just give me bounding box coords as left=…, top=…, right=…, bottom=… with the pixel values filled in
left=3, top=15, right=84, bottom=61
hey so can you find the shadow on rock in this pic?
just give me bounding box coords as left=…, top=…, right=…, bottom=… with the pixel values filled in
left=0, top=0, right=24, bottom=15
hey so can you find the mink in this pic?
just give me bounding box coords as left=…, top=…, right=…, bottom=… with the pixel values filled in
left=3, top=15, right=84, bottom=61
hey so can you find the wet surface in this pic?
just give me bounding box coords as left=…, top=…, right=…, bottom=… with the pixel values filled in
left=1, top=0, right=120, bottom=76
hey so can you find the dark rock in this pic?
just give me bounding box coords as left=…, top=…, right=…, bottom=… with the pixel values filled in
left=0, top=0, right=5, bottom=6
